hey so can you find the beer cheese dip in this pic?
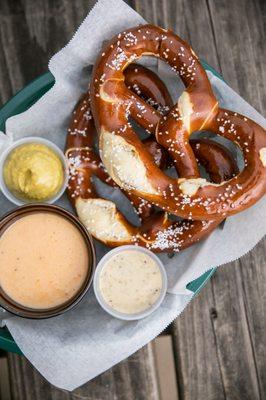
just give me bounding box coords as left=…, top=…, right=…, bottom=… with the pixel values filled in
left=99, top=250, right=163, bottom=314
left=0, top=212, right=89, bottom=309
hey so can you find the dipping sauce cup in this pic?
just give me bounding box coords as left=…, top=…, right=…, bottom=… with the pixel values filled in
left=0, top=137, right=68, bottom=206
left=94, top=245, right=167, bottom=320
left=0, top=204, right=95, bottom=319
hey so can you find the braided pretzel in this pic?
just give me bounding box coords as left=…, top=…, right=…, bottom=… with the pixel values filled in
left=66, top=66, right=238, bottom=252
left=90, top=24, right=266, bottom=220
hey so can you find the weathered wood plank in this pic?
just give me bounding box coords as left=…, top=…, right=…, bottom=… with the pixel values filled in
left=7, top=343, right=160, bottom=400
left=171, top=238, right=266, bottom=400
left=0, top=353, right=11, bottom=400
left=206, top=1, right=266, bottom=398
left=152, top=336, right=179, bottom=400
left=209, top=239, right=266, bottom=400
left=171, top=282, right=226, bottom=400
left=207, top=0, right=266, bottom=113
left=238, top=240, right=266, bottom=397
left=0, top=0, right=93, bottom=104
left=135, top=0, right=219, bottom=70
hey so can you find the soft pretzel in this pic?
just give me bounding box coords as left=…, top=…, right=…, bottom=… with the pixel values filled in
left=67, top=139, right=237, bottom=251
left=66, top=66, right=238, bottom=252
left=90, top=24, right=266, bottom=220
left=66, top=63, right=172, bottom=222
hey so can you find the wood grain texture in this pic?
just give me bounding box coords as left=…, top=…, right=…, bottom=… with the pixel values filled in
left=0, top=354, right=11, bottom=400
left=171, top=238, right=266, bottom=400
left=7, top=343, right=160, bottom=400
left=0, top=0, right=265, bottom=399
left=208, top=0, right=266, bottom=113
left=0, top=0, right=93, bottom=103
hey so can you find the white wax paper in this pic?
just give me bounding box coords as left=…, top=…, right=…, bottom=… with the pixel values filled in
left=0, top=0, right=265, bottom=390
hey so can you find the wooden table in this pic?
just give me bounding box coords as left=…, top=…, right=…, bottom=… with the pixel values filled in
left=0, top=1, right=265, bottom=399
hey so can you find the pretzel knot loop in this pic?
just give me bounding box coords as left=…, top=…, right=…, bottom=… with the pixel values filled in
left=91, top=24, right=266, bottom=220
left=67, top=64, right=238, bottom=252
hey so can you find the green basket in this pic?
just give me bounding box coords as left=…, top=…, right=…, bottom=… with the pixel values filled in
left=0, top=61, right=221, bottom=354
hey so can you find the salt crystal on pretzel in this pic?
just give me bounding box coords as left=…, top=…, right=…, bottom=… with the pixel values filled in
left=90, top=24, right=266, bottom=220
left=66, top=64, right=239, bottom=252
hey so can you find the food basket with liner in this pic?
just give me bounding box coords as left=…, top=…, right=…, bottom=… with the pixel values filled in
left=0, top=60, right=222, bottom=354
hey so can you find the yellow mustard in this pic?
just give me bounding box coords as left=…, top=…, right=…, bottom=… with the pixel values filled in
left=3, top=143, right=64, bottom=201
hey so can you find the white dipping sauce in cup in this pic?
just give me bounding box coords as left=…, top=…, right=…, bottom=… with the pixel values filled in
left=94, top=246, right=167, bottom=320
left=100, top=251, right=162, bottom=314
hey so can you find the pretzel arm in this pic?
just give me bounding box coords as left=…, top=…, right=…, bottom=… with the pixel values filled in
left=124, top=63, right=173, bottom=133
left=190, top=138, right=238, bottom=183
left=66, top=123, right=165, bottom=221
left=67, top=64, right=173, bottom=224
left=156, top=104, right=200, bottom=177
left=125, top=64, right=173, bottom=108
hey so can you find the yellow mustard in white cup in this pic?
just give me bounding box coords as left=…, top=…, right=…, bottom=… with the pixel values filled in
left=0, top=137, right=68, bottom=205
left=94, top=246, right=167, bottom=320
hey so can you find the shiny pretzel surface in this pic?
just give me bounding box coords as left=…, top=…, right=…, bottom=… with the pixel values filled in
left=66, top=64, right=239, bottom=252
left=90, top=24, right=266, bottom=221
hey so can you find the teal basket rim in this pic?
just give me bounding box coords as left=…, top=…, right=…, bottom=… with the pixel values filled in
left=0, top=60, right=222, bottom=354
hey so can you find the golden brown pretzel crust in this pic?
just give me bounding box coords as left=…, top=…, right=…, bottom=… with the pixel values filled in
left=90, top=24, right=266, bottom=220
left=66, top=65, right=239, bottom=252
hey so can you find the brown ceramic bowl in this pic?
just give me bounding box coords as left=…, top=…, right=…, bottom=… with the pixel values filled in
left=0, top=204, right=96, bottom=319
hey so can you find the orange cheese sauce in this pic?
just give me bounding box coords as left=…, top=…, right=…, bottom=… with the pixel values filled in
left=0, top=212, right=89, bottom=309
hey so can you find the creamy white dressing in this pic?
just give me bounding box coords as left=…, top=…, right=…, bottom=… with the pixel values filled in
left=99, top=250, right=163, bottom=314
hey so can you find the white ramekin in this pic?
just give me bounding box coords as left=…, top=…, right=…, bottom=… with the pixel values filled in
left=0, top=136, right=68, bottom=206
left=93, top=245, right=167, bottom=321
